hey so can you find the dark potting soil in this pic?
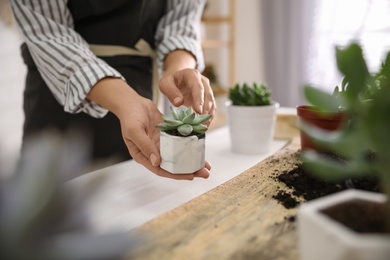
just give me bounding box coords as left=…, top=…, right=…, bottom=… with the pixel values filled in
left=271, top=152, right=382, bottom=210
left=270, top=151, right=387, bottom=233
left=321, top=200, right=387, bottom=234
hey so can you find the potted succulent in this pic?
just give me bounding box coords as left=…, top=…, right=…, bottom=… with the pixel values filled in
left=297, top=42, right=381, bottom=152
left=157, top=105, right=211, bottom=174
left=297, top=42, right=390, bottom=260
left=226, top=82, right=279, bottom=154
left=296, top=80, right=348, bottom=152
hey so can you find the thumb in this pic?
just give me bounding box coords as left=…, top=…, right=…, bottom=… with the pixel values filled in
left=130, top=130, right=161, bottom=167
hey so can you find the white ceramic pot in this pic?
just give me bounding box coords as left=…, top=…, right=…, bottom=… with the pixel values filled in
left=226, top=101, right=279, bottom=154
left=298, top=189, right=390, bottom=260
left=159, top=131, right=206, bottom=174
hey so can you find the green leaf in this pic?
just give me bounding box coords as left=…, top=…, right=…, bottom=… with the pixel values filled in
left=192, top=114, right=211, bottom=125
left=300, top=119, right=371, bottom=160
left=364, top=88, right=390, bottom=158
left=185, top=106, right=193, bottom=116
left=175, top=106, right=188, bottom=120
left=379, top=52, right=390, bottom=78
left=336, top=43, right=370, bottom=97
left=156, top=122, right=179, bottom=131
left=304, top=85, right=342, bottom=113
left=164, top=119, right=183, bottom=127
left=229, top=82, right=271, bottom=106
left=178, top=124, right=193, bottom=136
left=301, top=150, right=369, bottom=181
left=170, top=107, right=180, bottom=120
left=192, top=124, right=208, bottom=134
left=182, top=112, right=196, bottom=124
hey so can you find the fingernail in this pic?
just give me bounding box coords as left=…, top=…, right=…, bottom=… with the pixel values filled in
left=173, top=97, right=181, bottom=105
left=150, top=153, right=157, bottom=166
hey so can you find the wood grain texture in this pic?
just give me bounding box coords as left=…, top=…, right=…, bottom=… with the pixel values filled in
left=127, top=138, right=302, bottom=260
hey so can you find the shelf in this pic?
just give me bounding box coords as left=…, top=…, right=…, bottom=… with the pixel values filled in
left=211, top=84, right=228, bottom=96
left=201, top=0, right=236, bottom=88
left=202, top=16, right=232, bottom=23
left=202, top=40, right=231, bottom=49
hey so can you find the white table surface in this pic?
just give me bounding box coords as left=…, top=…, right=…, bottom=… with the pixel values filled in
left=68, top=126, right=288, bottom=233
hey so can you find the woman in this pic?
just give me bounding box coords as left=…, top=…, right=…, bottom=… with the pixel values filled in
left=11, top=0, right=216, bottom=180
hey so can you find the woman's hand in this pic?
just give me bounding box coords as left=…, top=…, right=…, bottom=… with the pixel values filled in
left=87, top=78, right=210, bottom=180
left=159, top=68, right=216, bottom=126
left=118, top=94, right=211, bottom=180
left=159, top=50, right=216, bottom=126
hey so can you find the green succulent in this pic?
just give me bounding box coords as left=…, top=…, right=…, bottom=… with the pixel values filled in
left=157, top=106, right=211, bottom=137
left=228, top=82, right=271, bottom=106
left=301, top=42, right=390, bottom=231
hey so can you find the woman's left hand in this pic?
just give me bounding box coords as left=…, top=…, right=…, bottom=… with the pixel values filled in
left=159, top=68, right=216, bottom=126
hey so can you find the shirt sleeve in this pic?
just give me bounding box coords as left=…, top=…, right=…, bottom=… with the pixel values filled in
left=10, top=0, right=124, bottom=118
left=155, top=0, right=206, bottom=73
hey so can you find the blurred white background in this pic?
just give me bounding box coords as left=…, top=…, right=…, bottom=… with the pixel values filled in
left=1, top=0, right=390, bottom=176
left=0, top=0, right=25, bottom=176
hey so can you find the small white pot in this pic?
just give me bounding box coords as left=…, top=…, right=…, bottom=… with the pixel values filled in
left=159, top=131, right=206, bottom=174
left=298, top=189, right=390, bottom=260
left=226, top=101, right=279, bottom=154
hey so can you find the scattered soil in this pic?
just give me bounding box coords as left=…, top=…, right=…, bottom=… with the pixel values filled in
left=270, top=150, right=387, bottom=233
left=271, top=151, right=382, bottom=210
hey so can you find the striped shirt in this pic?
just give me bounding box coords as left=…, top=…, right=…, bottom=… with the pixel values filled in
left=11, top=0, right=205, bottom=118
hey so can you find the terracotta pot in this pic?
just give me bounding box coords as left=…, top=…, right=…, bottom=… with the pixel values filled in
left=296, top=105, right=347, bottom=152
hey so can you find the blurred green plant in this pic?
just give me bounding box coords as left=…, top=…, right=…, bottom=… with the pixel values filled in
left=300, top=42, right=390, bottom=231
left=0, top=129, right=138, bottom=260
left=228, top=82, right=271, bottom=106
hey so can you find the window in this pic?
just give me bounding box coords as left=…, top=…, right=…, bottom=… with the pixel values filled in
left=307, top=0, right=390, bottom=92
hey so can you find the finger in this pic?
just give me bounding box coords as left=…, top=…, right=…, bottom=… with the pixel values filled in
left=201, top=76, right=214, bottom=113
left=127, top=141, right=196, bottom=180
left=159, top=76, right=183, bottom=107
left=187, top=71, right=205, bottom=114
left=191, top=161, right=211, bottom=179
left=201, top=76, right=216, bottom=125
left=205, top=161, right=212, bottom=170
left=193, top=168, right=210, bottom=179
left=127, top=124, right=161, bottom=167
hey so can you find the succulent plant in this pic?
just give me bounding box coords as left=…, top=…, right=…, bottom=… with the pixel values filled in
left=301, top=42, right=390, bottom=231
left=228, top=82, right=271, bottom=106
left=157, top=106, right=211, bottom=137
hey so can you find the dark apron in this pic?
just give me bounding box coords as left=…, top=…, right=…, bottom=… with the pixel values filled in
left=21, top=0, right=166, bottom=162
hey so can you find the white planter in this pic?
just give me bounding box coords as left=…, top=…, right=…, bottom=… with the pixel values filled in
left=298, top=189, right=390, bottom=260
left=226, top=101, right=279, bottom=154
left=159, top=131, right=206, bottom=174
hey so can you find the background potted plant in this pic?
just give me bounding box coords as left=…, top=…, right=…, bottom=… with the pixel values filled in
left=157, top=105, right=210, bottom=174
left=296, top=79, right=348, bottom=152
left=297, top=42, right=390, bottom=260
left=297, top=43, right=380, bottom=153
left=226, top=82, right=279, bottom=154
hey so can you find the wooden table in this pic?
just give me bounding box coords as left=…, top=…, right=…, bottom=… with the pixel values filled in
left=128, top=138, right=302, bottom=260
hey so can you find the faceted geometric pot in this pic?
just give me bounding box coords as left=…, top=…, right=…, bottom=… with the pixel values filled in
left=226, top=101, right=279, bottom=154
left=296, top=105, right=347, bottom=152
left=159, top=131, right=206, bottom=174
left=298, top=189, right=390, bottom=260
